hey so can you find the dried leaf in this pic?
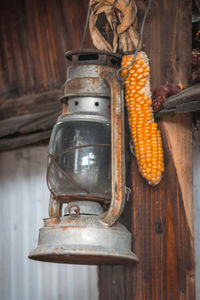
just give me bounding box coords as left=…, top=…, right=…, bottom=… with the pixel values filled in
left=90, top=1, right=105, bottom=12
left=128, top=27, right=139, bottom=48
left=96, top=5, right=112, bottom=14
left=89, top=12, right=113, bottom=51
left=127, top=34, right=134, bottom=51
left=89, top=0, right=139, bottom=54
left=116, top=0, right=127, bottom=13
left=119, top=32, right=128, bottom=52
left=117, top=2, right=135, bottom=35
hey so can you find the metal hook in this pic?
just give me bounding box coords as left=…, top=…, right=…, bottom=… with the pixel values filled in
left=116, top=68, right=130, bottom=82
left=125, top=186, right=131, bottom=202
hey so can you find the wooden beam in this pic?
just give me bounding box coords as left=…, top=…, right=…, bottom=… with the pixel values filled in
left=0, top=130, right=52, bottom=151
left=98, top=0, right=195, bottom=299
left=0, top=109, right=60, bottom=138
left=157, top=83, right=200, bottom=116
left=0, top=89, right=62, bottom=120
left=0, top=90, right=61, bottom=151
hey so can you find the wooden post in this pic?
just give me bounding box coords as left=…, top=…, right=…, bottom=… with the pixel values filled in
left=98, top=0, right=195, bottom=299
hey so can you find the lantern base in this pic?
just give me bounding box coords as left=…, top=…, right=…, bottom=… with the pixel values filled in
left=29, top=246, right=138, bottom=265
left=29, top=214, right=138, bottom=265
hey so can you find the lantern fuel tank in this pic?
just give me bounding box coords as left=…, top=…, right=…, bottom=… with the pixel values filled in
left=29, top=49, right=138, bottom=265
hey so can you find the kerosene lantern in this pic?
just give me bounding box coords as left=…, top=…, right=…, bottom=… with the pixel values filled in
left=29, top=49, right=138, bottom=264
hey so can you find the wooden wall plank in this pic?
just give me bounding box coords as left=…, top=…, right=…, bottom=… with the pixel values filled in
left=0, top=0, right=92, bottom=98
left=163, top=115, right=193, bottom=233
left=0, top=0, right=92, bottom=149
left=99, top=0, right=195, bottom=299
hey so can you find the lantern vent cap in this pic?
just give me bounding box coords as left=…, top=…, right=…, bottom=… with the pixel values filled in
left=65, top=49, right=121, bottom=67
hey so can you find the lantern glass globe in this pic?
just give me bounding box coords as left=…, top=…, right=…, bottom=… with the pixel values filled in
left=48, top=119, right=111, bottom=198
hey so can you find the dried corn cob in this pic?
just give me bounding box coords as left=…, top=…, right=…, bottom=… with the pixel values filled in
left=121, top=52, right=164, bottom=185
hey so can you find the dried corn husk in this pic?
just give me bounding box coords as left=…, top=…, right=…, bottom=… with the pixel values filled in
left=89, top=0, right=139, bottom=53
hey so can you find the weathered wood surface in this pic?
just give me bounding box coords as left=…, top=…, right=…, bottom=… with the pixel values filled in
left=0, top=0, right=92, bottom=150
left=157, top=83, right=200, bottom=116
left=0, top=0, right=92, bottom=98
left=193, top=119, right=200, bottom=298
left=0, top=90, right=61, bottom=150
left=0, top=89, right=62, bottom=120
left=0, top=130, right=52, bottom=151
left=99, top=0, right=195, bottom=299
left=0, top=109, right=59, bottom=138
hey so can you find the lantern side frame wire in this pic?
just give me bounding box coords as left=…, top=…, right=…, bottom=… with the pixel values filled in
left=46, top=143, right=111, bottom=199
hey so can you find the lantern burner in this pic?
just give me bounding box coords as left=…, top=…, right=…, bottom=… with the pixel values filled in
left=29, top=201, right=138, bottom=265
left=64, top=201, right=103, bottom=216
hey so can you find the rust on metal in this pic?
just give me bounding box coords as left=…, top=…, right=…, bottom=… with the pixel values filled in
left=62, top=103, right=68, bottom=115
left=65, top=78, right=101, bottom=95
left=60, top=69, right=110, bottom=104
left=49, top=193, right=62, bottom=218
left=45, top=217, right=60, bottom=226
left=44, top=216, right=87, bottom=227
left=54, top=194, right=110, bottom=204
left=99, top=71, right=125, bottom=226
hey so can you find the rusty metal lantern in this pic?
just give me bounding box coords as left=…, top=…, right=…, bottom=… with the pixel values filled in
left=29, top=49, right=138, bottom=264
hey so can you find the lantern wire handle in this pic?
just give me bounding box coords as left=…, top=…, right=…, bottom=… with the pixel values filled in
left=116, top=0, right=153, bottom=81
left=81, top=3, right=91, bottom=49
left=196, top=0, right=200, bottom=11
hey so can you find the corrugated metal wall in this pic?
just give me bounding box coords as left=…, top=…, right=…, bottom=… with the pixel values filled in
left=0, top=145, right=98, bottom=300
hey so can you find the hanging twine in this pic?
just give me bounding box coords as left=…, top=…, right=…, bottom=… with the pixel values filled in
left=89, top=0, right=139, bottom=53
